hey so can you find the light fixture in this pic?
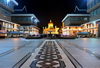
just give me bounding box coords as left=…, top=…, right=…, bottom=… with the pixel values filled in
left=34, top=19, right=37, bottom=22
left=31, top=17, right=33, bottom=19
left=7, top=0, right=10, bottom=3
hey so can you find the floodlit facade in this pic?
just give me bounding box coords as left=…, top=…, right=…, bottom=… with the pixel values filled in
left=62, top=26, right=82, bottom=36
left=11, top=6, right=39, bottom=35
left=62, top=6, right=90, bottom=36
left=43, top=20, right=59, bottom=34
left=19, top=26, right=39, bottom=35
left=2, top=19, right=20, bottom=32
left=81, top=21, right=98, bottom=36
left=0, top=0, right=19, bottom=32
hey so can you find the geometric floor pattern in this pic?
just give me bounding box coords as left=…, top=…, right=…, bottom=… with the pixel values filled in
left=30, top=41, right=66, bottom=68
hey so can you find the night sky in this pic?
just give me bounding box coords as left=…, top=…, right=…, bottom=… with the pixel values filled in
left=16, top=0, right=87, bottom=28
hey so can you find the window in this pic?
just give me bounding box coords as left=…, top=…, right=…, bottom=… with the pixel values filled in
left=7, top=2, right=14, bottom=9
left=90, top=12, right=93, bottom=17
left=91, top=2, right=94, bottom=7
left=87, top=4, right=91, bottom=9
left=73, top=17, right=77, bottom=21
left=29, top=17, right=31, bottom=21
left=99, top=8, right=100, bottom=14
left=4, top=10, right=8, bottom=15
left=98, top=0, right=100, bottom=2
left=18, top=17, right=23, bottom=21
left=78, top=17, right=82, bottom=21
left=97, top=8, right=99, bottom=14
left=0, top=0, right=3, bottom=3
left=94, top=0, right=96, bottom=6
left=7, top=12, right=11, bottom=16
left=2, top=9, right=4, bottom=14
left=0, top=0, right=14, bottom=9
left=94, top=10, right=97, bottom=16
left=24, top=17, right=28, bottom=21
left=84, top=17, right=88, bottom=21
left=13, top=17, right=17, bottom=21
left=2, top=9, right=11, bottom=16
left=70, top=17, right=73, bottom=21
left=67, top=17, right=70, bottom=22
left=3, top=0, right=7, bottom=5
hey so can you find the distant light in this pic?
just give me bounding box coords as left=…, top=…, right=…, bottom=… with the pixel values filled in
left=31, top=17, right=33, bottom=19
left=7, top=0, right=10, bottom=3
left=35, top=20, right=37, bottom=22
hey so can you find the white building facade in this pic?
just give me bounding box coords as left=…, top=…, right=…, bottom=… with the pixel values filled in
left=0, top=0, right=19, bottom=32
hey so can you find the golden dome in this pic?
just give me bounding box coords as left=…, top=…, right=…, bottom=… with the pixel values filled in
left=48, top=20, right=53, bottom=24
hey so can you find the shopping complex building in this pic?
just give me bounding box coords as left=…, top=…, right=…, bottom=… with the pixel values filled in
left=62, top=6, right=90, bottom=36
left=62, top=0, right=100, bottom=37
left=11, top=6, right=39, bottom=35
left=85, top=0, right=100, bottom=37
left=0, top=0, right=39, bottom=37
left=0, top=0, right=19, bottom=32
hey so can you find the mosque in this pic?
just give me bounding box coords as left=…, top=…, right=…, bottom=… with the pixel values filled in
left=43, top=20, right=59, bottom=34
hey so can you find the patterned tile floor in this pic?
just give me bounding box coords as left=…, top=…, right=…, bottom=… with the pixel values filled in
left=21, top=40, right=74, bottom=68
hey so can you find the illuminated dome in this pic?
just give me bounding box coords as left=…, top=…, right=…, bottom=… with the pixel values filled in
left=48, top=20, right=54, bottom=29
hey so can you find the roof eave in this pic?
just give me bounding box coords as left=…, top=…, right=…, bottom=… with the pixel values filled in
left=11, top=0, right=18, bottom=6
left=62, top=14, right=90, bottom=22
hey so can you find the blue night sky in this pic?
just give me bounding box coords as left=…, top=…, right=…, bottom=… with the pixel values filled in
left=16, top=0, right=87, bottom=28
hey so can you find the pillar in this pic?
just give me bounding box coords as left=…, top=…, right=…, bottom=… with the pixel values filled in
left=97, top=22, right=100, bottom=37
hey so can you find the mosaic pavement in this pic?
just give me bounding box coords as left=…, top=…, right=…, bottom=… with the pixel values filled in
left=30, top=41, right=66, bottom=68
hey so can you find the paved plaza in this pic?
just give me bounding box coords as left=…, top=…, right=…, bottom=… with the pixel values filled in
left=0, top=38, right=100, bottom=68
left=0, top=38, right=43, bottom=68
left=57, top=38, right=100, bottom=68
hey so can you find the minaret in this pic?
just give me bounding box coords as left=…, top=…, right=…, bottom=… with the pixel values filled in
left=50, top=19, right=52, bottom=22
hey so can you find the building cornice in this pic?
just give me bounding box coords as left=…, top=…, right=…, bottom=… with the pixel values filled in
left=0, top=19, right=20, bottom=25
left=62, top=14, right=90, bottom=22
left=11, top=14, right=35, bottom=16
left=11, top=14, right=39, bottom=22
left=81, top=19, right=100, bottom=26
left=65, top=26, right=81, bottom=27
left=11, top=0, right=18, bottom=5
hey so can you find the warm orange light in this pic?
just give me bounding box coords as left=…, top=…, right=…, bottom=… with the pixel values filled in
left=78, top=27, right=82, bottom=30
left=13, top=38, right=19, bottom=40
left=84, top=24, right=87, bottom=26
left=83, top=38, right=87, bottom=40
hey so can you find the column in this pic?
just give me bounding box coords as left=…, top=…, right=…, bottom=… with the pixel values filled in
left=94, top=29, right=96, bottom=34
left=0, top=21, right=3, bottom=30
left=97, top=22, right=100, bottom=37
